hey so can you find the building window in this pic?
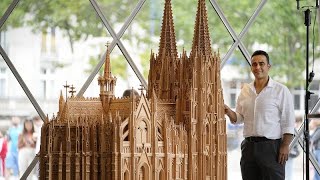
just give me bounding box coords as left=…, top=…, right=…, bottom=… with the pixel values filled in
left=230, top=81, right=237, bottom=89
left=40, top=67, right=55, bottom=99
left=0, top=67, right=7, bottom=97
left=0, top=31, right=8, bottom=52
left=41, top=27, right=57, bottom=56
left=229, top=81, right=238, bottom=109
left=40, top=80, right=46, bottom=98
left=294, top=94, right=300, bottom=110
left=41, top=68, right=47, bottom=74
left=0, top=79, right=6, bottom=97
left=230, top=93, right=236, bottom=108
left=0, top=67, right=6, bottom=74
left=136, top=120, right=148, bottom=145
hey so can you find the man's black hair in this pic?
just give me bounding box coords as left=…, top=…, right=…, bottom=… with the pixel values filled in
left=251, top=50, right=270, bottom=64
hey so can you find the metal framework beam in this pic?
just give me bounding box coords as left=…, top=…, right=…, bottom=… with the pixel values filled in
left=209, top=0, right=251, bottom=67
left=0, top=0, right=20, bottom=29
left=0, top=0, right=45, bottom=178
left=86, top=0, right=147, bottom=93
left=210, top=0, right=320, bottom=175
left=209, top=0, right=268, bottom=67
left=21, top=156, right=39, bottom=179
left=294, top=127, right=320, bottom=173
left=4, top=0, right=320, bottom=178
left=77, top=0, right=147, bottom=97
left=290, top=98, right=320, bottom=175
left=291, top=98, right=320, bottom=148
left=0, top=46, right=46, bottom=121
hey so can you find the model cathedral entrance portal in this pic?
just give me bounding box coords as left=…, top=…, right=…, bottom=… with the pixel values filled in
left=39, top=0, right=227, bottom=179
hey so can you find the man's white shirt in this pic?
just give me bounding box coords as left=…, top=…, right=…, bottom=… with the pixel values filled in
left=234, top=77, right=295, bottom=139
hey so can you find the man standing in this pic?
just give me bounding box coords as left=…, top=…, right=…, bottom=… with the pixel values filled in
left=224, top=50, right=295, bottom=180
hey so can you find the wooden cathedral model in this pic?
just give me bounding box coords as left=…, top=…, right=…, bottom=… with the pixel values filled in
left=39, top=0, right=227, bottom=179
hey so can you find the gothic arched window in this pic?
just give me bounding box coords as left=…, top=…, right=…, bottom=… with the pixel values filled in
left=136, top=120, right=148, bottom=145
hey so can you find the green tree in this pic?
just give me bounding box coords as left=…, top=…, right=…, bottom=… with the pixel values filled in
left=1, top=0, right=319, bottom=88
left=1, top=0, right=144, bottom=52
left=209, top=1, right=319, bottom=88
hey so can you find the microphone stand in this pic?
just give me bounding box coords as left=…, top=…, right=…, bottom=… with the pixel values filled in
left=304, top=8, right=311, bottom=180
left=297, top=1, right=319, bottom=179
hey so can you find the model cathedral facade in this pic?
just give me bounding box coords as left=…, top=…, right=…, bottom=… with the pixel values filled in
left=39, top=0, right=227, bottom=179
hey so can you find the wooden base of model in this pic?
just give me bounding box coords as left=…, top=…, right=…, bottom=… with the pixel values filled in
left=39, top=0, right=227, bottom=179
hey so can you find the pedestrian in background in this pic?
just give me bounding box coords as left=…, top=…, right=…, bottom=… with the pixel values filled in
left=0, top=130, right=8, bottom=178
left=5, top=116, right=22, bottom=178
left=33, top=115, right=43, bottom=178
left=18, top=119, right=36, bottom=179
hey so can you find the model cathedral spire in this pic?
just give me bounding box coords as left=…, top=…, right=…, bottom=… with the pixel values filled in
left=98, top=44, right=117, bottom=108
left=191, top=0, right=213, bottom=57
left=39, top=0, right=227, bottom=179
left=148, top=0, right=179, bottom=100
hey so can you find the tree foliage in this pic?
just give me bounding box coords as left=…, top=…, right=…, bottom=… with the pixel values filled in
left=0, top=0, right=319, bottom=88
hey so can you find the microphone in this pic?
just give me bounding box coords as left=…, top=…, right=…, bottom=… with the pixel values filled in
left=308, top=71, right=315, bottom=83
left=297, top=0, right=300, bottom=10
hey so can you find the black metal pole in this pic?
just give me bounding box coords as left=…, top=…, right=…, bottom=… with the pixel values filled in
left=304, top=8, right=311, bottom=180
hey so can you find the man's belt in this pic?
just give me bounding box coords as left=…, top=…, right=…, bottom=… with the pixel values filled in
left=245, top=136, right=279, bottom=142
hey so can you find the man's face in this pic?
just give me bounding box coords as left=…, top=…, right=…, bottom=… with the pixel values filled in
left=251, top=55, right=270, bottom=80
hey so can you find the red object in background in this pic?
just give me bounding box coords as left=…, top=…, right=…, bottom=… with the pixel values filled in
left=0, top=138, right=8, bottom=176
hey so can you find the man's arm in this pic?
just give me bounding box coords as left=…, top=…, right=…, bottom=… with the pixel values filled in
left=224, top=104, right=237, bottom=123
left=277, top=86, right=295, bottom=164
left=278, top=133, right=293, bottom=165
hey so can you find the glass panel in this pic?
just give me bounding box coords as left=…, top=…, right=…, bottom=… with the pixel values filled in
left=206, top=2, right=234, bottom=58
left=83, top=45, right=142, bottom=98
left=242, top=1, right=316, bottom=89
left=215, top=0, right=261, bottom=34
left=1, top=0, right=317, bottom=179
left=226, top=122, right=243, bottom=179
left=0, top=0, right=112, bottom=118
left=310, top=95, right=319, bottom=111
left=223, top=48, right=248, bottom=180
left=310, top=80, right=320, bottom=91
left=96, top=0, right=140, bottom=32
left=93, top=0, right=156, bottom=96
left=0, top=0, right=11, bottom=17
left=288, top=136, right=304, bottom=180
left=298, top=0, right=320, bottom=7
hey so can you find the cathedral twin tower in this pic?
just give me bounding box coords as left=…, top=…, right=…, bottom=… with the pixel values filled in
left=39, top=0, right=227, bottom=179
left=148, top=0, right=226, bottom=178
